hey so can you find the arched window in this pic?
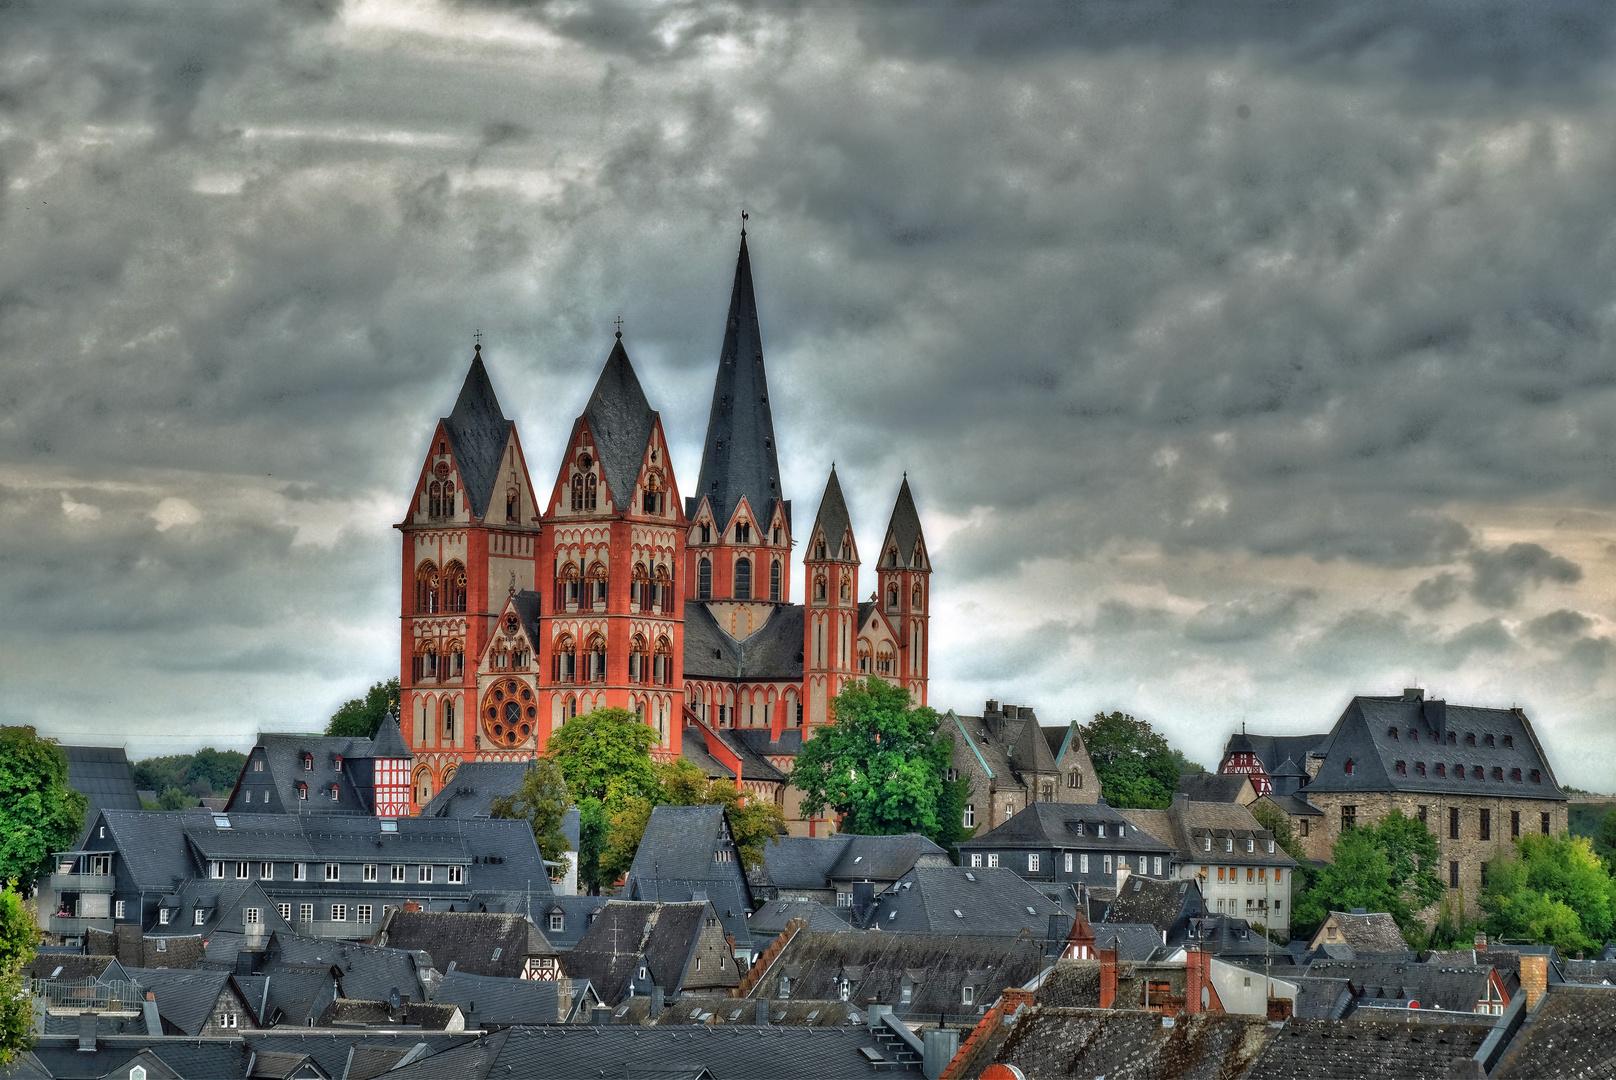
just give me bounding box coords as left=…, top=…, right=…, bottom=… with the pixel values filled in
left=642, top=469, right=664, bottom=514
left=443, top=482, right=455, bottom=516
left=654, top=564, right=673, bottom=610
left=1068, top=769, right=1082, bottom=789
left=444, top=561, right=468, bottom=613
left=734, top=558, right=752, bottom=601
left=629, top=634, right=648, bottom=683
left=556, top=562, right=580, bottom=609
left=415, top=561, right=440, bottom=614
left=413, top=767, right=432, bottom=805
left=553, top=634, right=576, bottom=683
left=912, top=584, right=922, bottom=609
left=887, top=584, right=899, bottom=609
left=297, top=781, right=308, bottom=801
left=586, top=633, right=607, bottom=683
left=506, top=490, right=520, bottom=522
left=442, top=698, right=455, bottom=741
left=698, top=558, right=712, bottom=600
left=814, top=575, right=827, bottom=602
left=888, top=547, right=899, bottom=567
left=587, top=562, right=609, bottom=606
left=582, top=473, right=596, bottom=510
left=571, top=474, right=585, bottom=512
left=857, top=642, right=872, bottom=674
left=413, top=640, right=438, bottom=682
left=653, top=636, right=674, bottom=685
left=814, top=541, right=827, bottom=559
left=428, top=480, right=443, bottom=517
left=912, top=542, right=923, bottom=568
left=564, top=694, right=578, bottom=720
left=447, top=639, right=465, bottom=679
left=631, top=563, right=650, bottom=611
left=876, top=648, right=895, bottom=675
left=839, top=541, right=850, bottom=559
left=770, top=560, right=782, bottom=602
left=840, top=578, right=851, bottom=601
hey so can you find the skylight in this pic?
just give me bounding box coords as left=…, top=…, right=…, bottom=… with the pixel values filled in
left=212, top=815, right=230, bottom=829
left=380, top=820, right=398, bottom=832
left=953, top=909, right=964, bottom=918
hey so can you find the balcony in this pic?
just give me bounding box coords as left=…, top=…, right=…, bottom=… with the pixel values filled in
left=50, top=873, right=115, bottom=893
left=301, top=919, right=378, bottom=939
left=48, top=915, right=113, bottom=936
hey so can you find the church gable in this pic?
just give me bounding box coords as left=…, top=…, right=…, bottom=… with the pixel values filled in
left=856, top=605, right=900, bottom=678
left=547, top=417, right=606, bottom=518
left=479, top=594, right=542, bottom=673
left=489, top=428, right=541, bottom=527
left=628, top=417, right=682, bottom=523
left=407, top=420, right=475, bottom=527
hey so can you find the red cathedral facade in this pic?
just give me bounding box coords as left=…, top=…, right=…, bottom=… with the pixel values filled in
left=397, top=238, right=931, bottom=808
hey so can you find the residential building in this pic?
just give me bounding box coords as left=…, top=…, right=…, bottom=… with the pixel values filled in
left=620, top=804, right=755, bottom=959
left=945, top=702, right=1100, bottom=835
left=1305, top=910, right=1410, bottom=956
left=1217, top=729, right=1330, bottom=795
left=1175, top=773, right=1256, bottom=805
left=375, top=910, right=563, bottom=981
left=562, top=900, right=740, bottom=1004
left=1097, top=875, right=1202, bottom=946
left=749, top=833, right=950, bottom=906
left=856, top=865, right=1073, bottom=939
left=957, top=801, right=1177, bottom=889
left=223, top=715, right=413, bottom=818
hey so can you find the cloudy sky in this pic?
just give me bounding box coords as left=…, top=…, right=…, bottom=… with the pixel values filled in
left=6, top=1, right=1616, bottom=788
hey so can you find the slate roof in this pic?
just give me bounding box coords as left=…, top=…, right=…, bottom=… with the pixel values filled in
left=947, top=708, right=1069, bottom=792
left=1088, top=923, right=1168, bottom=961
left=484, top=1024, right=927, bottom=1080
left=1260, top=792, right=1324, bottom=817
left=808, top=467, right=852, bottom=555
left=244, top=1032, right=476, bottom=1080
left=880, top=478, right=925, bottom=565
left=1306, top=959, right=1494, bottom=1013
left=692, top=236, right=786, bottom=532
left=230, top=733, right=391, bottom=816
left=1302, top=695, right=1567, bottom=800
left=1100, top=876, right=1201, bottom=939
left=123, top=967, right=233, bottom=1036
left=1176, top=773, right=1253, bottom=803
left=1180, top=915, right=1289, bottom=961
left=266, top=932, right=427, bottom=1004
left=1032, top=959, right=1104, bottom=1007
left=442, top=349, right=513, bottom=521
left=429, top=968, right=563, bottom=1027
left=379, top=911, right=553, bottom=978
left=632, top=995, right=861, bottom=1027
left=679, top=723, right=787, bottom=784
left=976, top=1008, right=1274, bottom=1080
left=370, top=713, right=410, bottom=760
left=318, top=997, right=462, bottom=1030
left=419, top=760, right=533, bottom=819
left=862, top=866, right=1071, bottom=938
left=535, top=895, right=607, bottom=951
left=1220, top=732, right=1329, bottom=771
left=61, top=745, right=142, bottom=817
left=17, top=1036, right=250, bottom=1080
left=1493, top=983, right=1616, bottom=1077
left=623, top=805, right=753, bottom=944
left=1120, top=799, right=1296, bottom=867
left=960, top=802, right=1175, bottom=855
left=1321, top=911, right=1409, bottom=954
left=93, top=810, right=191, bottom=891
left=1243, top=1013, right=1494, bottom=1078
left=581, top=337, right=658, bottom=516
left=25, top=954, right=122, bottom=982
left=682, top=602, right=804, bottom=681
left=752, top=833, right=948, bottom=896
left=563, top=901, right=711, bottom=1004
left=745, top=899, right=852, bottom=945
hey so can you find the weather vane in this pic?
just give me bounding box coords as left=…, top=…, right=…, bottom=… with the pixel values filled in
left=614, top=315, right=624, bottom=338
left=741, top=209, right=748, bottom=237
left=473, top=328, right=483, bottom=350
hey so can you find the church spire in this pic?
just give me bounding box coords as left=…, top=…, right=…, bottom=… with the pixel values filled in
left=443, top=345, right=512, bottom=520
left=693, top=234, right=785, bottom=530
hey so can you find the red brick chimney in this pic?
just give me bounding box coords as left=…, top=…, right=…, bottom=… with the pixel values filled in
left=1184, top=948, right=1219, bottom=1015
left=1474, top=932, right=1487, bottom=952
left=1099, top=946, right=1118, bottom=1010
left=1520, top=954, right=1548, bottom=1011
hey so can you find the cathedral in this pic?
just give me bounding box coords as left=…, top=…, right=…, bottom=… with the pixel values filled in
left=397, top=236, right=931, bottom=813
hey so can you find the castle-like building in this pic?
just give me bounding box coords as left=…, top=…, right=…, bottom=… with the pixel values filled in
left=397, top=237, right=930, bottom=809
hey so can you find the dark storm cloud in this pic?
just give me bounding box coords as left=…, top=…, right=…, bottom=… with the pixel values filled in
left=5, top=0, right=1616, bottom=784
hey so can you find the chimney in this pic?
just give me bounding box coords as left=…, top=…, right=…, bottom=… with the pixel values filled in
left=1403, top=688, right=1424, bottom=702
left=985, top=700, right=998, bottom=715
left=649, top=985, right=664, bottom=1021
left=77, top=1011, right=97, bottom=1052
left=1099, top=947, right=1118, bottom=1010
left=852, top=881, right=876, bottom=926
left=1520, top=954, right=1548, bottom=1011
left=1185, top=948, right=1214, bottom=1016
left=922, top=1027, right=960, bottom=1080
left=754, top=999, right=769, bottom=1026
left=1422, top=698, right=1447, bottom=739
left=590, top=1004, right=612, bottom=1026
left=402, top=900, right=422, bottom=913
left=1474, top=932, right=1487, bottom=953
left=142, top=991, right=161, bottom=1037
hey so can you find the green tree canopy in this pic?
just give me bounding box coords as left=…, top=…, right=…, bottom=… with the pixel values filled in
left=1481, top=833, right=1616, bottom=955
left=326, top=679, right=402, bottom=739
left=787, top=679, right=950, bottom=839
left=1592, top=806, right=1616, bottom=873
left=599, top=758, right=788, bottom=883
left=132, top=749, right=247, bottom=801
left=0, top=727, right=88, bottom=890
left=0, top=883, right=40, bottom=1064
left=1078, top=712, right=1181, bottom=809
left=489, top=757, right=573, bottom=871
left=1291, top=810, right=1443, bottom=936
left=544, top=707, right=661, bottom=810
left=575, top=798, right=611, bottom=896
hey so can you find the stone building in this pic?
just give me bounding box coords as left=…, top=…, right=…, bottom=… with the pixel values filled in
left=1287, top=689, right=1568, bottom=921
left=946, top=701, right=1101, bottom=835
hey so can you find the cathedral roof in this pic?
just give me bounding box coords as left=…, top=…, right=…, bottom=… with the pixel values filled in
left=883, top=477, right=925, bottom=562
left=683, top=603, right=805, bottom=682
left=370, top=712, right=411, bottom=760
left=583, top=336, right=658, bottom=515
left=809, top=467, right=853, bottom=557
left=691, top=236, right=786, bottom=531
left=443, top=348, right=514, bottom=521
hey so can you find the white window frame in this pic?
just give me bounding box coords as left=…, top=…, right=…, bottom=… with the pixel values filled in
left=549, top=912, right=564, bottom=932
left=1154, top=857, right=1163, bottom=876
left=363, top=864, right=378, bottom=882
left=325, top=863, right=340, bottom=882
left=159, top=909, right=170, bottom=926
left=193, top=909, right=206, bottom=926
left=331, top=904, right=347, bottom=922
left=970, top=853, right=982, bottom=868
left=294, top=863, right=306, bottom=882
left=986, top=854, right=999, bottom=869
left=260, top=862, right=273, bottom=880
left=278, top=903, right=291, bottom=923
left=963, top=986, right=975, bottom=1006
left=1080, top=854, right=1089, bottom=874
left=1027, top=853, right=1040, bottom=873
left=114, top=900, right=125, bottom=920
left=391, top=865, right=406, bottom=883
left=1064, top=853, right=1073, bottom=874
left=235, top=861, right=248, bottom=880
left=299, top=903, right=313, bottom=923
left=210, top=861, right=225, bottom=880
left=419, top=865, right=433, bottom=884
left=963, top=804, right=975, bottom=828
left=244, top=908, right=260, bottom=925
left=447, top=865, right=463, bottom=884
left=1104, top=855, right=1113, bottom=874
left=357, top=904, right=373, bottom=923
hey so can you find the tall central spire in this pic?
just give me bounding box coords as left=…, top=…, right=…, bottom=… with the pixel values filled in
left=692, top=235, right=785, bottom=529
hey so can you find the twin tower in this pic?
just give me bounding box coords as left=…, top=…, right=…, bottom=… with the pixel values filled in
left=396, top=237, right=931, bottom=807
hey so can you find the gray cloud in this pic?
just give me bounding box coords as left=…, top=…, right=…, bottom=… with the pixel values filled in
left=1466, top=543, right=1582, bottom=608
left=1185, top=591, right=1314, bottom=644
left=1527, top=608, right=1592, bottom=642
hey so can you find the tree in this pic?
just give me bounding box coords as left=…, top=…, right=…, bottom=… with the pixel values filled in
left=0, top=727, right=88, bottom=891
left=326, top=679, right=402, bottom=739
left=1592, top=806, right=1616, bottom=873
left=1078, top=712, right=1181, bottom=809
left=575, top=798, right=612, bottom=895
left=1481, top=833, right=1616, bottom=955
left=1249, top=800, right=1312, bottom=896
left=0, top=883, right=40, bottom=1065
left=1170, top=750, right=1207, bottom=778
left=788, top=680, right=950, bottom=838
left=490, top=757, right=573, bottom=870
left=1290, top=810, right=1443, bottom=936
left=131, top=749, right=246, bottom=801
left=598, top=758, right=788, bottom=883
left=932, top=754, right=976, bottom=859
left=544, top=708, right=661, bottom=810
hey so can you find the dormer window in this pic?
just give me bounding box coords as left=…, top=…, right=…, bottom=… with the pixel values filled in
left=1503, top=735, right=1514, bottom=748
left=1466, top=733, right=1476, bottom=745
left=1344, top=759, right=1354, bottom=775
left=1389, top=727, right=1399, bottom=740
left=1225, top=837, right=1233, bottom=852
left=1484, top=734, right=1495, bottom=747
left=1396, top=760, right=1406, bottom=775
left=302, top=754, right=313, bottom=771
left=334, top=756, right=343, bottom=773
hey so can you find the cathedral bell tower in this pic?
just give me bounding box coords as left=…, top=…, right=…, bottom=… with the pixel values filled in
left=875, top=477, right=931, bottom=705
left=802, top=466, right=859, bottom=727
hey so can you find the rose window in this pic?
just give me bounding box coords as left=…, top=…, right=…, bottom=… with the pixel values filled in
left=481, top=678, right=537, bottom=747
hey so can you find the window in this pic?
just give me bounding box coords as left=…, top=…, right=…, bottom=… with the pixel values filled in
left=216, top=1012, right=237, bottom=1029
left=986, top=854, right=1000, bottom=868
left=1028, top=854, right=1040, bottom=873
left=698, top=558, right=712, bottom=599
left=363, top=864, right=378, bottom=882
left=1531, top=769, right=1541, bottom=783
left=1541, top=812, right=1551, bottom=835
left=448, top=865, right=463, bottom=884
left=1344, top=759, right=1354, bottom=774
left=1225, top=837, right=1233, bottom=852
left=1396, top=760, right=1406, bottom=775
left=770, top=560, right=782, bottom=602
left=1450, top=861, right=1460, bottom=889
left=1218, top=867, right=1226, bottom=882
left=963, top=804, right=975, bottom=828
left=1154, top=857, right=1163, bottom=876
left=550, top=912, right=564, bottom=932
left=1203, top=836, right=1211, bottom=852
left=1247, top=867, right=1254, bottom=882
left=244, top=908, right=260, bottom=925
left=260, top=862, right=273, bottom=880
left=278, top=904, right=291, bottom=923
left=113, top=899, right=125, bottom=919
left=962, top=986, right=975, bottom=1006
left=324, top=863, right=340, bottom=882
left=236, top=861, right=248, bottom=880
left=1064, top=853, right=1073, bottom=874
left=332, top=905, right=347, bottom=922
left=1342, top=806, right=1357, bottom=831
left=210, top=861, right=224, bottom=879
left=970, top=853, right=982, bottom=867
left=132, top=1067, right=148, bottom=1080
left=253, top=760, right=263, bottom=772
left=1300, top=819, right=1309, bottom=837
left=300, top=903, right=313, bottom=923
left=1274, top=869, right=1282, bottom=884
left=1480, top=809, right=1491, bottom=841
left=419, top=865, right=434, bottom=883
left=392, top=865, right=406, bottom=883
left=1267, top=840, right=1275, bottom=854
left=357, top=905, right=372, bottom=923
left=1104, top=855, right=1113, bottom=874
left=1449, top=807, right=1460, bottom=839
left=1246, top=838, right=1255, bottom=853
left=734, top=558, right=752, bottom=600
left=159, top=909, right=170, bottom=926
left=297, top=783, right=307, bottom=801
left=294, top=863, right=306, bottom=882
left=194, top=909, right=206, bottom=926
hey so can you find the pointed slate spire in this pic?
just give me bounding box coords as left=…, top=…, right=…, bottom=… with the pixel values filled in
left=693, top=236, right=785, bottom=529
left=443, top=345, right=513, bottom=520
left=368, top=711, right=411, bottom=760
left=582, top=335, right=657, bottom=513
left=809, top=466, right=853, bottom=560
left=883, top=476, right=925, bottom=563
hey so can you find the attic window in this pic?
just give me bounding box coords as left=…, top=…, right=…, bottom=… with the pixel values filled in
left=1417, top=762, right=1426, bottom=776
left=953, top=909, right=964, bottom=918
left=213, top=815, right=231, bottom=829
left=1466, top=733, right=1476, bottom=745
left=1409, top=730, right=1418, bottom=741
left=1530, top=769, right=1541, bottom=783
left=492, top=948, right=502, bottom=961
left=1344, top=759, right=1354, bottom=775
left=1396, top=761, right=1406, bottom=775
left=1485, top=734, right=1495, bottom=747
left=964, top=872, right=975, bottom=882
left=1503, top=735, right=1513, bottom=748
left=1389, top=728, right=1399, bottom=740
left=380, top=820, right=398, bottom=833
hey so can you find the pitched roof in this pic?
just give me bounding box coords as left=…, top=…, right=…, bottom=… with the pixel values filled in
left=1321, top=911, right=1409, bottom=954
left=1120, top=799, right=1297, bottom=867
left=419, top=760, right=533, bottom=819
left=370, top=713, right=410, bottom=760
left=581, top=336, right=657, bottom=515
left=231, top=732, right=390, bottom=816
left=429, top=967, right=562, bottom=1027
left=1089, top=923, right=1168, bottom=961
left=864, top=866, right=1071, bottom=937
left=1242, top=1014, right=1492, bottom=1078
left=1220, top=732, right=1329, bottom=770
left=1494, top=984, right=1616, bottom=1077
left=244, top=1032, right=477, bottom=1080
left=960, top=802, right=1175, bottom=854
left=880, top=477, right=925, bottom=564
left=624, top=805, right=754, bottom=944
left=682, top=601, right=805, bottom=682
left=380, top=911, right=553, bottom=978
left=565, top=900, right=710, bottom=1003
left=1175, top=773, right=1252, bottom=803
left=1303, top=696, right=1567, bottom=799
left=443, top=349, right=513, bottom=521
left=1100, top=876, right=1200, bottom=937
left=692, top=236, right=786, bottom=531
left=1305, top=959, right=1494, bottom=1012
left=267, top=933, right=427, bottom=1005
left=61, top=746, right=142, bottom=816
left=973, top=1008, right=1274, bottom=1080
left=123, top=967, right=232, bottom=1036
left=808, top=467, right=852, bottom=555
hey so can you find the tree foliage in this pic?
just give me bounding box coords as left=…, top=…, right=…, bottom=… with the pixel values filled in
left=544, top=708, right=661, bottom=810
left=787, top=680, right=950, bottom=839
left=0, top=727, right=89, bottom=890
left=1481, top=833, right=1616, bottom=955
left=575, top=798, right=611, bottom=896
left=325, top=679, right=402, bottom=739
left=490, top=757, right=573, bottom=870
left=599, top=759, right=788, bottom=884
left=0, top=883, right=39, bottom=1065
left=1291, top=810, right=1443, bottom=935
left=1078, top=712, right=1181, bottom=809
left=132, top=748, right=247, bottom=801
left=1592, top=806, right=1616, bottom=873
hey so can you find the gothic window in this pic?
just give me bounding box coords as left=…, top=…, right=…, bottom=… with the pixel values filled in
left=1040, top=783, right=1054, bottom=802
left=585, top=633, right=607, bottom=682
left=700, top=523, right=712, bottom=544
left=442, top=482, right=455, bottom=515
left=428, top=480, right=443, bottom=517
left=1067, top=769, right=1082, bottom=789
left=481, top=678, right=535, bottom=749
left=584, top=473, right=597, bottom=511
left=857, top=642, right=871, bottom=673
left=444, top=561, right=468, bottom=613
left=654, top=564, right=673, bottom=609
left=653, top=636, right=674, bottom=685
left=815, top=540, right=827, bottom=559
left=413, top=768, right=432, bottom=805
left=736, top=522, right=751, bottom=543
left=839, top=541, right=850, bottom=559
left=643, top=469, right=665, bottom=515
left=507, top=490, right=519, bottom=521
left=840, top=579, right=850, bottom=601
left=912, top=542, right=923, bottom=568
left=631, top=563, right=650, bottom=611
left=698, top=558, right=713, bottom=600
left=415, top=561, right=440, bottom=614
left=447, top=639, right=465, bottom=679
left=888, top=547, right=899, bottom=567
left=413, top=640, right=439, bottom=683
left=629, top=634, right=648, bottom=683
left=734, top=558, right=752, bottom=600
left=570, top=474, right=585, bottom=512
left=886, top=584, right=899, bottom=610
left=556, top=562, right=581, bottom=609
left=876, top=647, right=895, bottom=675
left=553, top=633, right=576, bottom=683
left=814, top=575, right=827, bottom=602
left=586, top=562, right=609, bottom=605
left=770, top=560, right=782, bottom=602
left=442, top=698, right=455, bottom=741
